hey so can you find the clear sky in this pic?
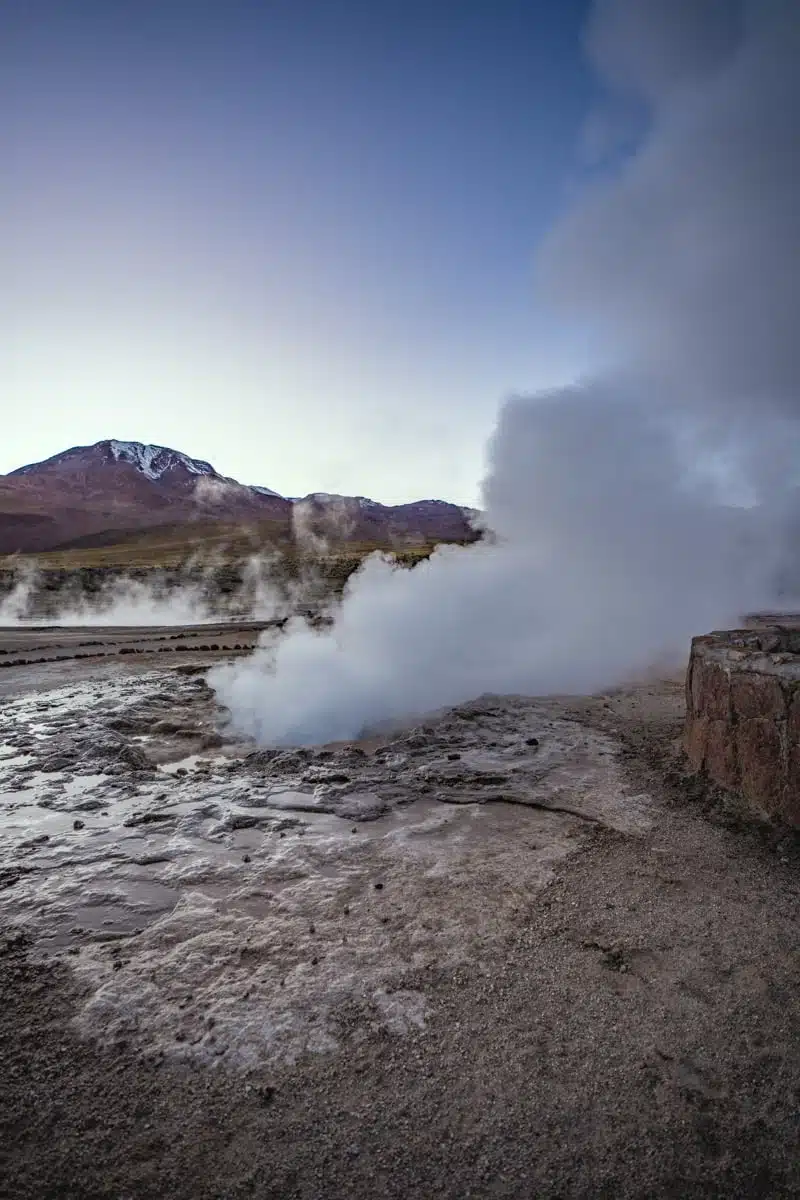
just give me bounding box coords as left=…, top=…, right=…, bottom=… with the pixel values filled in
left=2, top=0, right=596, bottom=503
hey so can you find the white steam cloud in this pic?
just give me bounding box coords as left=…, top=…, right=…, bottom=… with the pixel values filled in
left=0, top=568, right=219, bottom=626
left=0, top=543, right=336, bottom=628
left=0, top=561, right=42, bottom=623
left=211, top=0, right=800, bottom=745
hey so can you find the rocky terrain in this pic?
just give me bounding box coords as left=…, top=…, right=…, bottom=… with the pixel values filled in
left=0, top=630, right=798, bottom=1197
left=0, top=440, right=478, bottom=554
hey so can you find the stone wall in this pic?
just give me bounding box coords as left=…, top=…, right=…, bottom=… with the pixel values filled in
left=685, top=627, right=800, bottom=826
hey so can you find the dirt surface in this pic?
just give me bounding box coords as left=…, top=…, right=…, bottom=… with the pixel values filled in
left=0, top=621, right=273, bottom=669
left=1, top=628, right=799, bottom=1198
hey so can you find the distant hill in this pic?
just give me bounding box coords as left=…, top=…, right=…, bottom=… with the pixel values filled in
left=0, top=439, right=479, bottom=555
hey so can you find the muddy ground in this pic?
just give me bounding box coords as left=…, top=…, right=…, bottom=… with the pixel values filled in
left=0, top=621, right=274, bottom=669
left=0, top=625, right=799, bottom=1198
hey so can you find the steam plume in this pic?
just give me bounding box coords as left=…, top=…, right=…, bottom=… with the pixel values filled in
left=0, top=562, right=42, bottom=623
left=212, top=0, right=800, bottom=745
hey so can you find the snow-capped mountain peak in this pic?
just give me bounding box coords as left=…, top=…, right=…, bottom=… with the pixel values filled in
left=3, top=438, right=479, bottom=554
left=106, top=440, right=217, bottom=481
left=10, top=439, right=221, bottom=483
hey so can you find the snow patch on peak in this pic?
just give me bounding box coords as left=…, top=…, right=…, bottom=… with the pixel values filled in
left=107, top=440, right=217, bottom=482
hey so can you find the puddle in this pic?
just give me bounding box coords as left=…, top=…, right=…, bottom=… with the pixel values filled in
left=39, top=882, right=180, bottom=949
left=3, top=804, right=87, bottom=840
left=159, top=754, right=228, bottom=776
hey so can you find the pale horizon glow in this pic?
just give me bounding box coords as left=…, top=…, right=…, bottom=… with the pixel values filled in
left=2, top=1, right=594, bottom=507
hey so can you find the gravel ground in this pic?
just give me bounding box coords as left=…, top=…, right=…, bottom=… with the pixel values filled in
left=1, top=668, right=799, bottom=1198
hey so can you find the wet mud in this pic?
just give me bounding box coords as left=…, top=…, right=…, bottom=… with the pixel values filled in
left=0, top=634, right=650, bottom=1066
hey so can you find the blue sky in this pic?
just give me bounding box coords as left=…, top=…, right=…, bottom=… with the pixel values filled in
left=2, top=0, right=596, bottom=502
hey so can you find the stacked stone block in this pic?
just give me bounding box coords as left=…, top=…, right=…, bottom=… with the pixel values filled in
left=685, top=628, right=800, bottom=825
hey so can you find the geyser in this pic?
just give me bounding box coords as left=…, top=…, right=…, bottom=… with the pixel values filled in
left=211, top=0, right=800, bottom=746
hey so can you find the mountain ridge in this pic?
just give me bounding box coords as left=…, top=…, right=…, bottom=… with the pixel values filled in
left=0, top=439, right=478, bottom=555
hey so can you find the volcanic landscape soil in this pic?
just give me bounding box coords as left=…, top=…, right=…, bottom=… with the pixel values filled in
left=0, top=625, right=798, bottom=1198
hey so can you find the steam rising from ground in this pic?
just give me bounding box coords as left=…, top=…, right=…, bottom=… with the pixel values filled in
left=211, top=0, right=800, bottom=746
left=0, top=509, right=349, bottom=627
left=0, top=557, right=302, bottom=627
left=9, top=573, right=220, bottom=626
left=210, top=387, right=777, bottom=745
left=0, top=562, right=42, bottom=623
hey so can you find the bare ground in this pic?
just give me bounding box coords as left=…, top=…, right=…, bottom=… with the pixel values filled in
left=1, top=633, right=799, bottom=1198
